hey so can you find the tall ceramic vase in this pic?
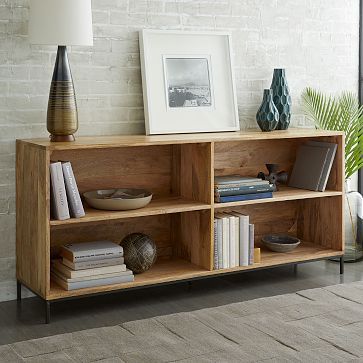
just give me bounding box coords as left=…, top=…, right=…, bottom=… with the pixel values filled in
left=256, top=89, right=279, bottom=132
left=270, top=69, right=291, bottom=130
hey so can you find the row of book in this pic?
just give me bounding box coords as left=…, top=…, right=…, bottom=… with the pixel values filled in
left=214, top=175, right=273, bottom=203
left=214, top=212, right=254, bottom=269
left=288, top=141, right=337, bottom=192
left=51, top=241, right=134, bottom=290
left=50, top=161, right=85, bottom=220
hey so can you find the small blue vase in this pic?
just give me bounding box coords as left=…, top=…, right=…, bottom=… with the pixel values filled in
left=270, top=68, right=291, bottom=130
left=256, top=89, right=279, bottom=132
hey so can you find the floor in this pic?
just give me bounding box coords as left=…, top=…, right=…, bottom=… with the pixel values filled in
left=1, top=259, right=362, bottom=346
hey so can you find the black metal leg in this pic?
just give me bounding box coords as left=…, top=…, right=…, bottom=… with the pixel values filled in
left=17, top=280, right=21, bottom=301
left=293, top=264, right=298, bottom=274
left=45, top=301, right=50, bottom=324
left=340, top=256, right=344, bottom=275
left=187, top=281, right=192, bottom=291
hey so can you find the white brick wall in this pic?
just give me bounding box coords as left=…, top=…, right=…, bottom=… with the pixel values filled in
left=0, top=0, right=359, bottom=300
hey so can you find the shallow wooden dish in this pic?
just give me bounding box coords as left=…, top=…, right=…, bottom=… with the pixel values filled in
left=84, top=189, right=152, bottom=211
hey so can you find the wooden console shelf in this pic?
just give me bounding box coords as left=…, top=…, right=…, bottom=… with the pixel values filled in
left=16, top=129, right=345, bottom=322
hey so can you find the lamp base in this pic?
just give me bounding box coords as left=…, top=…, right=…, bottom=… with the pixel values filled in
left=50, top=134, right=75, bottom=142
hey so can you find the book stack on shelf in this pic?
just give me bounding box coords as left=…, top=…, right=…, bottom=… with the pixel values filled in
left=215, top=175, right=274, bottom=203
left=50, top=161, right=85, bottom=221
left=289, top=141, right=337, bottom=191
left=214, top=212, right=256, bottom=270
left=51, top=241, right=134, bottom=290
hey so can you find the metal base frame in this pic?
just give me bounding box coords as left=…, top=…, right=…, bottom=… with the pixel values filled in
left=16, top=255, right=344, bottom=324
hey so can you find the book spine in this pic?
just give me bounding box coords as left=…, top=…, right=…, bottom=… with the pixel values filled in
left=215, top=184, right=273, bottom=197
left=217, top=219, right=223, bottom=269
left=60, top=246, right=123, bottom=263
left=63, top=257, right=124, bottom=270
left=239, top=216, right=249, bottom=266
left=50, top=162, right=70, bottom=220
left=228, top=217, right=235, bottom=268
left=62, top=162, right=85, bottom=218
left=213, top=220, right=219, bottom=270
left=249, top=224, right=254, bottom=265
left=215, top=181, right=268, bottom=189
left=217, top=192, right=273, bottom=203
left=234, top=217, right=239, bottom=267
left=222, top=217, right=229, bottom=268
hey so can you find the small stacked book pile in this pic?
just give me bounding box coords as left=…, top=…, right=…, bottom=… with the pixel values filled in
left=50, top=161, right=85, bottom=221
left=214, top=212, right=256, bottom=269
left=289, top=141, right=337, bottom=191
left=51, top=241, right=134, bottom=290
left=215, top=175, right=274, bottom=203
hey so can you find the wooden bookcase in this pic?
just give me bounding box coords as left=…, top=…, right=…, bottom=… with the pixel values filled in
left=16, top=129, right=344, bottom=322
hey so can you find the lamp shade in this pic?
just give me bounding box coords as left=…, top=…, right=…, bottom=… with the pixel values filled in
left=29, top=0, right=93, bottom=46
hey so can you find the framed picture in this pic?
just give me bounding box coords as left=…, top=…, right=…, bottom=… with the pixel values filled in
left=139, top=30, right=239, bottom=135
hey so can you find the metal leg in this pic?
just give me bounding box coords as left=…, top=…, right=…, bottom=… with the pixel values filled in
left=17, top=280, right=21, bottom=301
left=187, top=281, right=192, bottom=291
left=293, top=264, right=298, bottom=274
left=340, top=256, right=344, bottom=275
left=45, top=301, right=51, bottom=324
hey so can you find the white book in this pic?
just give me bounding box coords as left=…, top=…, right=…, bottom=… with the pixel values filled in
left=215, top=214, right=229, bottom=268
left=213, top=220, right=218, bottom=270
left=249, top=224, right=255, bottom=265
left=234, top=216, right=240, bottom=267
left=60, top=241, right=123, bottom=263
left=216, top=218, right=223, bottom=269
left=52, top=268, right=133, bottom=283
left=230, top=211, right=249, bottom=266
left=52, top=259, right=126, bottom=279
left=52, top=272, right=134, bottom=291
left=62, top=256, right=124, bottom=270
left=62, top=161, right=85, bottom=218
left=50, top=162, right=70, bottom=220
left=223, top=213, right=238, bottom=268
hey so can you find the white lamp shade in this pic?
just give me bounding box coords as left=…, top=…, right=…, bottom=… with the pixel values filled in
left=29, top=0, right=93, bottom=46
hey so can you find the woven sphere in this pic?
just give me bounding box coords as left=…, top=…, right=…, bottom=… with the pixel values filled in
left=121, top=233, right=157, bottom=274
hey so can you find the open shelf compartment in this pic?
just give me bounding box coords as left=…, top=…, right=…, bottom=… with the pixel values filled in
left=50, top=142, right=213, bottom=226
left=49, top=209, right=213, bottom=298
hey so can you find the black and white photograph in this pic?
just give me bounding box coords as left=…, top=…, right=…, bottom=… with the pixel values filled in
left=164, top=57, right=212, bottom=108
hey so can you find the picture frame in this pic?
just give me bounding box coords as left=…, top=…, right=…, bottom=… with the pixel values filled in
left=139, top=30, right=240, bottom=135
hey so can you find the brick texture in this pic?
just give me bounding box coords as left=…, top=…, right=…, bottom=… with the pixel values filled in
left=0, top=0, right=359, bottom=300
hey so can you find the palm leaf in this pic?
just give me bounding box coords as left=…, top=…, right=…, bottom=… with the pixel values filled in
left=301, top=88, right=363, bottom=179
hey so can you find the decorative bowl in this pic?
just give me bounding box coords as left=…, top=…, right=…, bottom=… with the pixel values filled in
left=83, top=189, right=152, bottom=211
left=261, top=234, right=300, bottom=253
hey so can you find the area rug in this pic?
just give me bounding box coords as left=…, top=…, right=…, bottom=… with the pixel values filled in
left=2, top=281, right=363, bottom=362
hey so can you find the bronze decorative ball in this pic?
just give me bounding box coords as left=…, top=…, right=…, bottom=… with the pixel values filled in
left=121, top=233, right=157, bottom=274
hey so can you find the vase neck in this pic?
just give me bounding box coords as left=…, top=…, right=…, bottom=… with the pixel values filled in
left=52, top=46, right=73, bottom=82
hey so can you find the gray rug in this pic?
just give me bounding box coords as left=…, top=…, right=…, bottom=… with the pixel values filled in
left=2, top=281, right=363, bottom=362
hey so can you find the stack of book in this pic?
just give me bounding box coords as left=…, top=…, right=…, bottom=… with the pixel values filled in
left=51, top=241, right=134, bottom=290
left=289, top=141, right=337, bottom=191
left=214, top=212, right=255, bottom=269
left=214, top=175, right=274, bottom=203
left=50, top=161, right=85, bottom=221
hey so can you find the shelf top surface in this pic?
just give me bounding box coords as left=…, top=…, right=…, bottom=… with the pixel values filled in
left=18, top=128, right=343, bottom=151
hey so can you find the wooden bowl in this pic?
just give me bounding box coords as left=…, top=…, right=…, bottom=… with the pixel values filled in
left=83, top=189, right=152, bottom=211
left=261, top=234, right=300, bottom=253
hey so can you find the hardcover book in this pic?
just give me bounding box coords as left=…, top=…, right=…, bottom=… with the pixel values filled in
left=51, top=272, right=134, bottom=291
left=216, top=192, right=273, bottom=203
left=52, top=259, right=126, bottom=279
left=215, top=175, right=263, bottom=186
left=62, top=161, right=85, bottom=218
left=249, top=224, right=255, bottom=265
left=306, top=141, right=337, bottom=191
left=60, top=241, right=123, bottom=263
left=213, top=220, right=219, bottom=270
left=62, top=256, right=125, bottom=270
left=50, top=162, right=70, bottom=220
left=215, top=183, right=274, bottom=197
left=229, top=211, right=249, bottom=267
left=288, top=145, right=330, bottom=191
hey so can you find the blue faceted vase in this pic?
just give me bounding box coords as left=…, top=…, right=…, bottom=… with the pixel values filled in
left=256, top=89, right=279, bottom=132
left=270, top=69, right=291, bottom=130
